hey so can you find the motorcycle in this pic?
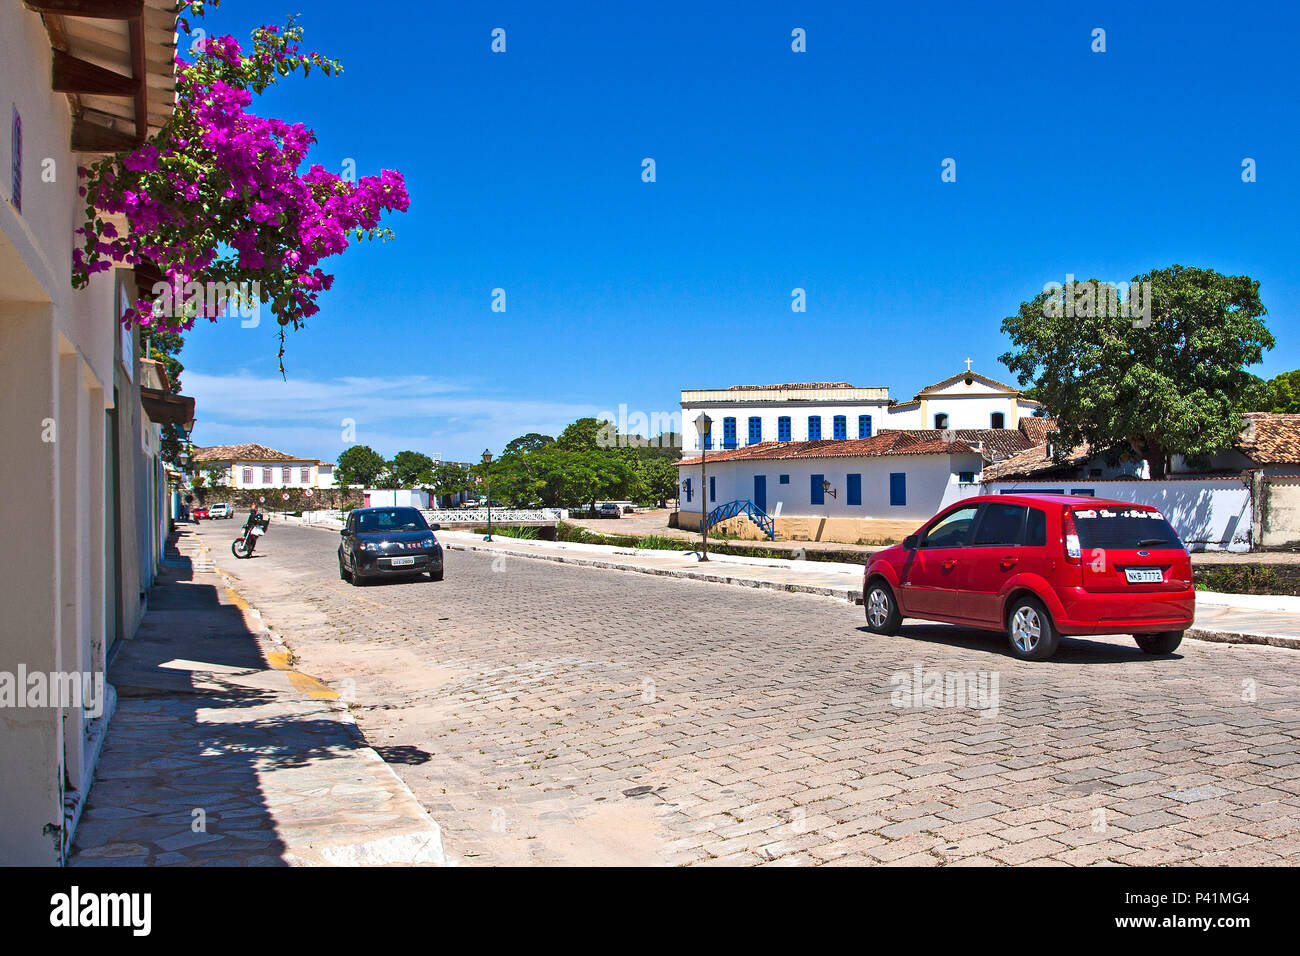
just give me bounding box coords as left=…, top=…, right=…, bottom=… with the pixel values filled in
left=232, top=510, right=269, bottom=559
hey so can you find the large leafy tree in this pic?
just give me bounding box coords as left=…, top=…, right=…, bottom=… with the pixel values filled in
left=1263, top=369, right=1300, bottom=413
left=503, top=432, right=554, bottom=456
left=389, top=450, right=434, bottom=487
left=335, top=445, right=386, bottom=488
left=1000, top=265, right=1273, bottom=478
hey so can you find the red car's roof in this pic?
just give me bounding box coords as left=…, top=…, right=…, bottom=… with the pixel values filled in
left=965, top=493, right=1158, bottom=510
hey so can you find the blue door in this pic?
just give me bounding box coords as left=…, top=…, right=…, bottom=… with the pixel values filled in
left=754, top=475, right=767, bottom=513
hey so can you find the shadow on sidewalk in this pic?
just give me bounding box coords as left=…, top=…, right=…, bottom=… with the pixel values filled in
left=68, top=531, right=367, bottom=866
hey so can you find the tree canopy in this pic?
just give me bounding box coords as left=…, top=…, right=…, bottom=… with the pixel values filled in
left=999, top=265, right=1273, bottom=478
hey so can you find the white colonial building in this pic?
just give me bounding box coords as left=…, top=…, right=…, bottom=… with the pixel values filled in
left=193, top=443, right=336, bottom=490
left=675, top=366, right=1051, bottom=542
left=680, top=365, right=1044, bottom=453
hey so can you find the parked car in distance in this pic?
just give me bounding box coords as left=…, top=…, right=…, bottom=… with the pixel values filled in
left=861, top=493, right=1194, bottom=661
left=338, top=506, right=444, bottom=585
left=191, top=505, right=210, bottom=520
left=598, top=503, right=622, bottom=518
left=209, top=503, right=233, bottom=519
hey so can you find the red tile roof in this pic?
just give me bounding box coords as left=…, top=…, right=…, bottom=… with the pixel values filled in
left=1238, top=412, right=1300, bottom=465
left=193, top=443, right=312, bottom=463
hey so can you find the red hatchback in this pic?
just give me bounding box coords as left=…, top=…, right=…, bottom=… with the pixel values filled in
left=862, top=494, right=1195, bottom=660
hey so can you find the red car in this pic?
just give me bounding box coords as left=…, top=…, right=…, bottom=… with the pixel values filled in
left=191, top=505, right=210, bottom=520
left=862, top=494, right=1195, bottom=661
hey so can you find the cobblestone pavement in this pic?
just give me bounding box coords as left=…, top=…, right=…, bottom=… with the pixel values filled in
left=204, top=521, right=1300, bottom=866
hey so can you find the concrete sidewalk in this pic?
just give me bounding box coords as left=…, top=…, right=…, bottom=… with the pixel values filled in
left=69, top=527, right=445, bottom=866
left=439, top=531, right=1300, bottom=650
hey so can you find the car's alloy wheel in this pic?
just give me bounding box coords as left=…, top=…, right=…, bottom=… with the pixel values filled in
left=864, top=581, right=901, bottom=635
left=1006, top=596, right=1060, bottom=660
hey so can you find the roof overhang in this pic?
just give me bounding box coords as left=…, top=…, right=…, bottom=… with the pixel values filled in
left=140, top=385, right=194, bottom=429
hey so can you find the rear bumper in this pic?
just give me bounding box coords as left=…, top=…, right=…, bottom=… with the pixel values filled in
left=1050, top=586, right=1195, bottom=634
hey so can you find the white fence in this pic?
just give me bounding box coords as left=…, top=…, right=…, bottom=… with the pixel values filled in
left=982, top=477, right=1252, bottom=552
left=421, top=508, right=567, bottom=525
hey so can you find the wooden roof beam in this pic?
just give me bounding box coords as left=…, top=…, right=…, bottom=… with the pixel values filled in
left=24, top=0, right=144, bottom=19
left=71, top=117, right=140, bottom=153
left=52, top=49, right=140, bottom=96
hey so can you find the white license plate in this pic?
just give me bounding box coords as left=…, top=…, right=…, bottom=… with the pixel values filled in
left=389, top=556, right=415, bottom=567
left=249, top=527, right=264, bottom=537
left=1125, top=568, right=1163, bottom=584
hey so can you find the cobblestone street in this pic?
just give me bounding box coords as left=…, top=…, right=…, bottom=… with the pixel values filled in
left=205, top=521, right=1300, bottom=866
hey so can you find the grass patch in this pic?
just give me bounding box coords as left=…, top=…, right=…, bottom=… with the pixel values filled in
left=1195, top=564, right=1300, bottom=596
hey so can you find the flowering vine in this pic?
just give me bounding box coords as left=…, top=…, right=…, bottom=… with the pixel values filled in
left=72, top=9, right=409, bottom=370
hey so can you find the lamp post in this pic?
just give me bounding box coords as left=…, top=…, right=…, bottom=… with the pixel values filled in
left=695, top=413, right=712, bottom=561
left=481, top=449, right=493, bottom=541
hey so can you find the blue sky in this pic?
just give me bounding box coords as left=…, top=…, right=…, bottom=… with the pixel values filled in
left=180, top=0, right=1300, bottom=462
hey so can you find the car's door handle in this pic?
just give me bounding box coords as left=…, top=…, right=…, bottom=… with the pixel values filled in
left=942, top=558, right=957, bottom=570
left=1000, top=556, right=1018, bottom=570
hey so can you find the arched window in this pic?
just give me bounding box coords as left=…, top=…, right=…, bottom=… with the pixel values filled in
left=934, top=413, right=949, bottom=429
left=991, top=412, right=1005, bottom=429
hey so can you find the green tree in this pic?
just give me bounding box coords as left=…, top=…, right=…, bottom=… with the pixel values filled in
left=335, top=445, right=386, bottom=488
left=1263, top=369, right=1300, bottom=413
left=389, top=450, right=434, bottom=487
left=503, top=432, right=554, bottom=456
left=999, top=265, right=1273, bottom=478
left=556, top=417, right=616, bottom=452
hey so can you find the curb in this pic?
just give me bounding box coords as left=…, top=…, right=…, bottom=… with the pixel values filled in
left=1185, top=627, right=1300, bottom=651
left=199, top=537, right=449, bottom=865
left=443, top=539, right=863, bottom=603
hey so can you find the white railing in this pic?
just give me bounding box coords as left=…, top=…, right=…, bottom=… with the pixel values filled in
left=421, top=508, right=566, bottom=524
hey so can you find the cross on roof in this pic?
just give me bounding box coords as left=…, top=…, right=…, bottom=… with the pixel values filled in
left=965, top=357, right=973, bottom=371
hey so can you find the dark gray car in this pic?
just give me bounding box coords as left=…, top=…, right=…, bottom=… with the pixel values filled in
left=338, top=506, right=443, bottom=585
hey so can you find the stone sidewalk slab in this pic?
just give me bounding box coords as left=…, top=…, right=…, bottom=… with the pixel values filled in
left=69, top=527, right=445, bottom=867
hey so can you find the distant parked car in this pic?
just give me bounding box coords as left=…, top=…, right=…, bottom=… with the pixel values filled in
left=191, top=505, right=210, bottom=520
left=861, top=493, right=1194, bottom=661
left=338, top=506, right=443, bottom=585
left=598, top=503, right=621, bottom=518
left=209, top=503, right=233, bottom=519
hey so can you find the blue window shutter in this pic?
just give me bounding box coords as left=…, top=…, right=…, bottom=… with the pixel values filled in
left=723, top=417, right=737, bottom=449
left=684, top=478, right=692, bottom=502
left=811, top=473, right=825, bottom=506
left=847, top=474, right=862, bottom=506
left=859, top=415, right=871, bottom=438
left=808, top=416, right=822, bottom=441
left=779, top=474, right=789, bottom=484
left=709, top=476, right=716, bottom=502
left=889, top=473, right=906, bottom=506
left=959, top=471, right=974, bottom=484
left=748, top=416, right=761, bottom=444
left=833, top=416, right=846, bottom=440
left=778, top=417, right=791, bottom=442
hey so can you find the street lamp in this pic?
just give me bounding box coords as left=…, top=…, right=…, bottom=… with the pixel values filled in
left=695, top=413, right=712, bottom=561
left=482, top=448, right=493, bottom=541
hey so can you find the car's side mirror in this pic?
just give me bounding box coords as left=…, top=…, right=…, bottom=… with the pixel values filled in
left=430, top=523, right=441, bottom=531
left=903, top=534, right=919, bottom=550
left=340, top=528, right=352, bottom=537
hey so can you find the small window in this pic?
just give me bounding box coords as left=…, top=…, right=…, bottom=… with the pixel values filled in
left=847, top=473, right=862, bottom=506
left=934, top=413, right=949, bottom=430
left=748, top=416, right=762, bottom=445
left=778, top=417, right=791, bottom=442
left=282, top=467, right=292, bottom=484
left=958, top=471, right=975, bottom=484
left=859, top=414, right=872, bottom=438
left=683, top=478, right=692, bottom=502
left=807, top=416, right=822, bottom=441
left=242, top=467, right=253, bottom=484
left=709, top=476, right=716, bottom=502
left=722, top=417, right=737, bottom=449
left=974, top=503, right=1028, bottom=546
left=1025, top=508, right=1047, bottom=546
left=833, top=415, right=847, bottom=440
left=810, top=473, right=825, bottom=506
left=889, top=472, right=906, bottom=506
left=262, top=467, right=272, bottom=484
left=778, top=474, right=790, bottom=484
left=990, top=412, right=1005, bottom=429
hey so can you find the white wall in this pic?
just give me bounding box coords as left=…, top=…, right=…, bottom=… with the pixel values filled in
left=982, top=477, right=1252, bottom=551
left=681, top=452, right=985, bottom=521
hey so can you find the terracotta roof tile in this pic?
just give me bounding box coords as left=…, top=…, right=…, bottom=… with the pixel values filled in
left=193, top=443, right=309, bottom=463
left=1238, top=412, right=1300, bottom=465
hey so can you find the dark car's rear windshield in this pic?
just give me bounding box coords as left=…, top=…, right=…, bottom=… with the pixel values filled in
left=1072, top=507, right=1182, bottom=550
left=356, top=508, right=428, bottom=533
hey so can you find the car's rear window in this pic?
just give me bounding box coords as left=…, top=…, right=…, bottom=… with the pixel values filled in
left=1072, top=507, right=1182, bottom=550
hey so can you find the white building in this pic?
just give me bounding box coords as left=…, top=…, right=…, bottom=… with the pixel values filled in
left=192, top=443, right=336, bottom=490
left=1, top=0, right=182, bottom=865
left=680, top=366, right=1044, bottom=452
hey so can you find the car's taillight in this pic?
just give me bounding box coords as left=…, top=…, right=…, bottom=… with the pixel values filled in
left=1062, top=506, right=1081, bottom=563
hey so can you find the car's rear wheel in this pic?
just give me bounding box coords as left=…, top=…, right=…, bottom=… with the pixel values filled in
left=1006, top=596, right=1060, bottom=661
left=1135, top=630, right=1183, bottom=654
left=864, top=579, right=902, bottom=635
